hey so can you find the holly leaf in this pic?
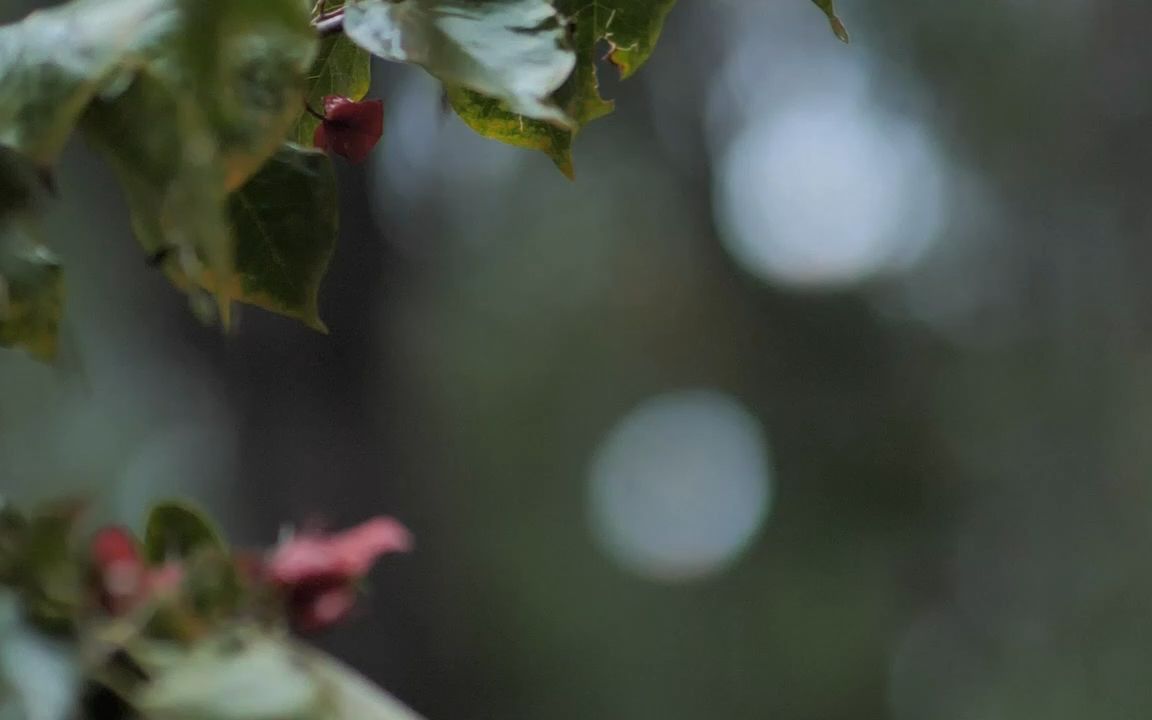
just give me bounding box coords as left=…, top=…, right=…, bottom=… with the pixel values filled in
left=0, top=147, right=61, bottom=361
left=144, top=501, right=227, bottom=565
left=293, top=34, right=372, bottom=146
left=228, top=144, right=338, bottom=330
left=446, top=0, right=676, bottom=176
left=343, top=0, right=575, bottom=125
left=811, top=0, right=850, bottom=43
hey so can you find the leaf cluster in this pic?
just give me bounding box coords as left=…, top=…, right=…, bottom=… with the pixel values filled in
left=0, top=0, right=847, bottom=357
left=0, top=497, right=421, bottom=720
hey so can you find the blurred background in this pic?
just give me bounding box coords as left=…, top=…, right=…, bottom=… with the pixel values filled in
left=5, top=0, right=1152, bottom=717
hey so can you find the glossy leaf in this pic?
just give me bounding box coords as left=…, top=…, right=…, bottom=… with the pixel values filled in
left=343, top=0, right=575, bottom=124
left=228, top=144, right=338, bottom=330
left=447, top=0, right=676, bottom=176
left=293, top=34, right=372, bottom=146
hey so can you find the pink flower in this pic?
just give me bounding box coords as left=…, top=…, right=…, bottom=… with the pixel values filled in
left=90, top=526, right=146, bottom=615
left=265, top=517, right=411, bottom=632
left=89, top=526, right=184, bottom=615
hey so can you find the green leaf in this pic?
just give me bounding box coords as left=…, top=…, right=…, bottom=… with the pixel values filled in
left=0, top=0, right=159, bottom=166
left=293, top=34, right=372, bottom=146
left=136, top=628, right=429, bottom=720
left=446, top=86, right=574, bottom=177
left=299, top=644, right=425, bottom=720
left=83, top=69, right=237, bottom=322
left=0, top=148, right=61, bottom=361
left=18, top=500, right=86, bottom=631
left=0, top=503, right=26, bottom=586
left=343, top=0, right=575, bottom=124
left=228, top=145, right=338, bottom=331
left=136, top=629, right=323, bottom=720
left=811, top=0, right=850, bottom=43
left=79, top=0, right=319, bottom=326
left=0, top=234, right=62, bottom=362
left=446, top=0, right=676, bottom=175
left=144, top=501, right=226, bottom=565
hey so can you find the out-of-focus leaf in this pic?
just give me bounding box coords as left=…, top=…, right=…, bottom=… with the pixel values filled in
left=0, top=148, right=61, bottom=361
left=0, top=503, right=26, bottom=586
left=0, top=591, right=80, bottom=720
left=293, top=34, right=372, bottom=146
left=299, top=644, right=425, bottom=720
left=447, top=0, right=676, bottom=176
left=0, top=0, right=158, bottom=166
left=19, top=500, right=86, bottom=631
left=343, top=0, right=575, bottom=125
left=80, top=0, right=317, bottom=327
left=136, top=629, right=323, bottom=720
left=0, top=228, right=62, bottom=362
left=144, top=501, right=226, bottom=565
left=811, top=0, right=850, bottom=43
left=228, top=144, right=338, bottom=330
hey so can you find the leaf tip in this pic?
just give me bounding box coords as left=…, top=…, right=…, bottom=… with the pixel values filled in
left=832, top=19, right=851, bottom=43
left=553, top=155, right=575, bottom=181
left=304, top=312, right=329, bottom=335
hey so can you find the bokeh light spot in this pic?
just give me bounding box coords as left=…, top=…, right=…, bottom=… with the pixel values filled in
left=714, top=97, right=947, bottom=289
left=588, top=389, right=773, bottom=583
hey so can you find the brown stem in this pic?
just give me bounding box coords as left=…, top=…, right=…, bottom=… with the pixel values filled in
left=314, top=12, right=344, bottom=37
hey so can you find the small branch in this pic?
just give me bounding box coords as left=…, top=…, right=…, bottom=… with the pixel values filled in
left=314, top=12, right=344, bottom=37
left=304, top=102, right=327, bottom=121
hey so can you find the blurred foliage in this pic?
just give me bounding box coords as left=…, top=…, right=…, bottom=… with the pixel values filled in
left=0, top=497, right=419, bottom=720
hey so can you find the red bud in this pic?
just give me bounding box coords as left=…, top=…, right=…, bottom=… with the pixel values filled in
left=313, top=95, right=384, bottom=164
